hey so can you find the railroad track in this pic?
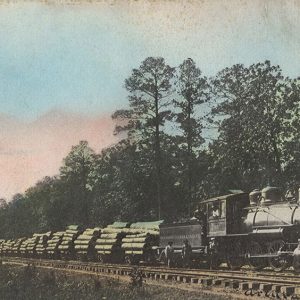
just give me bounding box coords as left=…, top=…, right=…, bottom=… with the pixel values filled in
left=1, top=257, right=300, bottom=299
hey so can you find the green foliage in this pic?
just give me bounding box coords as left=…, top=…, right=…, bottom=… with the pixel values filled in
left=0, top=265, right=231, bottom=300
left=172, top=58, right=210, bottom=215
left=208, top=61, right=300, bottom=193
left=0, top=58, right=299, bottom=239
left=59, top=141, right=96, bottom=226
left=113, top=57, right=175, bottom=219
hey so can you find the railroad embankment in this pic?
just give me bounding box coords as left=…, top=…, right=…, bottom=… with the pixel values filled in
left=0, top=264, right=232, bottom=300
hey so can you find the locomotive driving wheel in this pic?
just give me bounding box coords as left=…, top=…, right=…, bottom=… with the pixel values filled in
left=226, top=241, right=244, bottom=270
left=246, top=241, right=267, bottom=270
left=267, top=240, right=289, bottom=272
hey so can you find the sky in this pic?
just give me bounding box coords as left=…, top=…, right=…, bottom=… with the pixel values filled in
left=0, top=0, right=300, bottom=199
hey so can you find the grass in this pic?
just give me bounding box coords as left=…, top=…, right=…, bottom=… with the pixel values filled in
left=0, top=264, right=233, bottom=300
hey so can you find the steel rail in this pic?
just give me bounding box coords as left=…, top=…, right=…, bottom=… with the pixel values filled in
left=1, top=256, right=300, bottom=286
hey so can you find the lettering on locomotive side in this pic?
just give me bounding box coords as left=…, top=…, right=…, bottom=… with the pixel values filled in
left=159, top=224, right=202, bottom=248
left=160, top=234, right=200, bottom=240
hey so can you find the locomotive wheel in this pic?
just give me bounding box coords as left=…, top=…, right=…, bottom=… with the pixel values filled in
left=267, top=240, right=289, bottom=272
left=226, top=241, right=244, bottom=270
left=246, top=241, right=267, bottom=270
left=209, top=256, right=221, bottom=270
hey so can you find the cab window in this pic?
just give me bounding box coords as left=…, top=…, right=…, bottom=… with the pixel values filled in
left=208, top=200, right=225, bottom=219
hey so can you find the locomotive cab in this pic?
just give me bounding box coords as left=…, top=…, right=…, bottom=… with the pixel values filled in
left=202, top=193, right=250, bottom=270
left=205, top=193, right=249, bottom=237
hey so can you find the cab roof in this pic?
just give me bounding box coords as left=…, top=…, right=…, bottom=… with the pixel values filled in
left=200, top=192, right=248, bottom=204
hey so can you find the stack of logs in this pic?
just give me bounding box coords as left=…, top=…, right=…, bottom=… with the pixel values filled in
left=35, top=232, right=52, bottom=257
left=95, top=222, right=129, bottom=263
left=46, top=231, right=65, bottom=258
left=1, top=240, right=14, bottom=256
left=11, top=237, right=26, bottom=256
left=122, top=221, right=162, bottom=264
left=19, top=236, right=38, bottom=256
left=58, top=225, right=82, bottom=259
left=74, top=227, right=101, bottom=260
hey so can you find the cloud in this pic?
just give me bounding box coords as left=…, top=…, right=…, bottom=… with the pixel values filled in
left=0, top=109, right=117, bottom=200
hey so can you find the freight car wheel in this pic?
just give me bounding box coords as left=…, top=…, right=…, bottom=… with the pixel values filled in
left=125, top=255, right=134, bottom=265
left=97, top=254, right=106, bottom=263
left=246, top=241, right=267, bottom=270
left=226, top=241, right=244, bottom=270
left=159, top=252, right=167, bottom=265
left=267, top=240, right=289, bottom=272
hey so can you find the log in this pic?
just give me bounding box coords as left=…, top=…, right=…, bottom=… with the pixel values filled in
left=60, top=240, right=71, bottom=245
left=97, top=250, right=111, bottom=255
left=48, top=237, right=62, bottom=242
left=125, top=233, right=148, bottom=238
left=96, top=238, right=118, bottom=245
left=74, top=245, right=89, bottom=250
left=125, top=250, right=143, bottom=255
left=76, top=235, right=95, bottom=241
left=33, top=231, right=52, bottom=238
left=58, top=245, right=71, bottom=250
left=53, top=232, right=65, bottom=237
left=98, top=233, right=119, bottom=239
left=74, top=240, right=91, bottom=245
left=122, top=237, right=148, bottom=243
left=95, top=244, right=115, bottom=250
left=65, top=230, right=79, bottom=235
left=64, top=233, right=77, bottom=238
left=46, top=247, right=57, bottom=250
left=130, top=220, right=163, bottom=230
left=47, top=241, right=61, bottom=245
left=61, top=236, right=74, bottom=241
left=67, top=225, right=80, bottom=231
left=107, top=222, right=129, bottom=228
left=121, top=243, right=146, bottom=249
left=83, top=228, right=101, bottom=236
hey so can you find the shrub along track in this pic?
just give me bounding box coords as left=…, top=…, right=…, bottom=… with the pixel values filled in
left=1, top=257, right=300, bottom=299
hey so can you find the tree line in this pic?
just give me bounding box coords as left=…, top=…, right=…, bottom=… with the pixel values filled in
left=0, top=57, right=299, bottom=239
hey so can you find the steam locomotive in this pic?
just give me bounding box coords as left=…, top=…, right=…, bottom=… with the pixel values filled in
left=159, top=186, right=300, bottom=271
left=1, top=186, right=300, bottom=272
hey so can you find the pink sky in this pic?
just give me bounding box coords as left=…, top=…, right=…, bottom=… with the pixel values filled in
left=0, top=110, right=117, bottom=200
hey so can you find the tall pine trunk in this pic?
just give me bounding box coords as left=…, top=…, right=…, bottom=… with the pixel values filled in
left=187, top=98, right=192, bottom=217
left=154, top=86, right=162, bottom=219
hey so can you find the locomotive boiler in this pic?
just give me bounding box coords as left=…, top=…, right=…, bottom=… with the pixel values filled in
left=240, top=186, right=300, bottom=271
